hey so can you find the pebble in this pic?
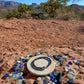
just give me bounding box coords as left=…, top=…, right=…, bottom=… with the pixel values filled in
left=73, top=60, right=77, bottom=63
left=33, top=81, right=38, bottom=84
left=68, top=61, right=73, bottom=65
left=62, top=71, right=66, bottom=76
left=9, top=73, right=13, bottom=76
left=67, top=72, right=75, bottom=79
left=19, top=64, right=24, bottom=69
left=76, top=62, right=81, bottom=65
left=22, top=58, right=26, bottom=62
left=59, top=58, right=64, bottom=62
left=22, top=80, right=26, bottom=84
left=67, top=78, right=74, bottom=84
left=45, top=76, right=50, bottom=81
left=37, top=77, right=42, bottom=81
left=56, top=72, right=62, bottom=83
left=3, top=53, right=79, bottom=84
left=40, top=52, right=43, bottom=55
left=16, top=62, right=19, bottom=66
left=4, top=73, right=9, bottom=78
left=60, top=63, right=63, bottom=66
left=54, top=61, right=60, bottom=66
left=72, top=57, right=75, bottom=60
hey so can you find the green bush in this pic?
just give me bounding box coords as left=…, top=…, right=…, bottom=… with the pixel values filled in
left=5, top=0, right=84, bottom=21
left=6, top=9, right=20, bottom=19
left=39, top=0, right=69, bottom=18
left=31, top=13, right=47, bottom=19
left=6, top=4, right=34, bottom=19
left=58, top=15, right=70, bottom=20
left=80, top=12, right=84, bottom=21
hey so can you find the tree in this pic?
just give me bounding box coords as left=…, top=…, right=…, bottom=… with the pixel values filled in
left=39, top=0, right=70, bottom=17
left=6, top=4, right=34, bottom=18
left=18, top=4, right=34, bottom=13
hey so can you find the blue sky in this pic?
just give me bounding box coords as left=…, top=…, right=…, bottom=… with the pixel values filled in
left=5, top=0, right=84, bottom=6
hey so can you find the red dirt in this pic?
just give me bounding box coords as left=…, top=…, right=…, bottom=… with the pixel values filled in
left=0, top=18, right=84, bottom=84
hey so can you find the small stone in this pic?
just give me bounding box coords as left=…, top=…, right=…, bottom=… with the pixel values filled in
left=56, top=72, right=62, bottom=83
left=17, top=60, right=22, bottom=64
left=40, top=52, right=43, bottom=55
left=33, top=81, right=38, bottom=84
left=59, top=58, right=64, bottom=62
left=62, top=56, right=67, bottom=60
left=52, top=79, right=57, bottom=83
left=53, top=55, right=57, bottom=59
left=54, top=60, right=60, bottom=66
left=52, top=71, right=56, bottom=76
left=76, top=62, right=81, bottom=65
left=65, top=65, right=69, bottom=71
left=68, top=61, right=73, bottom=65
left=13, top=66, right=17, bottom=71
left=9, top=73, right=13, bottom=76
left=60, top=63, right=63, bottom=66
left=50, top=76, right=55, bottom=80
left=16, top=62, right=19, bottom=66
left=27, top=54, right=32, bottom=57
left=22, top=80, right=26, bottom=84
left=67, top=78, right=74, bottom=84
left=22, top=58, right=26, bottom=62
left=16, top=70, right=21, bottom=73
left=67, top=72, right=75, bottom=79
left=4, top=73, right=9, bottom=78
left=18, top=76, right=23, bottom=79
left=57, top=55, right=63, bottom=57
left=73, top=60, right=77, bottom=63
left=72, top=57, right=75, bottom=60
left=62, top=71, right=66, bottom=76
left=38, top=80, right=43, bottom=84
left=19, top=64, right=24, bottom=69
left=45, top=76, right=50, bottom=81
left=37, top=77, right=42, bottom=81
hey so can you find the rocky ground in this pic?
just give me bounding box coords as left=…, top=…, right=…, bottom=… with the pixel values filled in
left=0, top=18, right=84, bottom=84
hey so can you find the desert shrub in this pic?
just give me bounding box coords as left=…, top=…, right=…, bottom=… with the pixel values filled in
left=0, top=13, right=7, bottom=19
left=80, top=12, right=84, bottom=21
left=54, top=6, right=80, bottom=20
left=31, top=13, right=47, bottom=19
left=38, top=0, right=82, bottom=20
left=57, top=15, right=70, bottom=20
left=5, top=0, right=83, bottom=20
left=6, top=9, right=20, bottom=19
left=6, top=4, right=34, bottom=19
left=39, top=0, right=69, bottom=18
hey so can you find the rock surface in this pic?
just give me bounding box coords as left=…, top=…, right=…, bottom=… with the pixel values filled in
left=0, top=18, right=84, bottom=84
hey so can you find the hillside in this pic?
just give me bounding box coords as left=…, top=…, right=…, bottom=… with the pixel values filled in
left=0, top=1, right=84, bottom=12
left=0, top=6, right=14, bottom=13
left=70, top=4, right=84, bottom=12
left=0, top=1, right=21, bottom=8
